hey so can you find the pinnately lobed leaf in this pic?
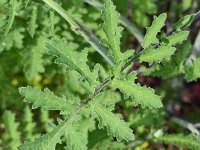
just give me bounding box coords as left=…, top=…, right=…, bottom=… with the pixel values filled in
left=174, top=14, right=195, bottom=31
left=19, top=86, right=76, bottom=115
left=110, top=72, right=163, bottom=108
left=166, top=31, right=189, bottom=45
left=139, top=45, right=176, bottom=64
left=90, top=99, right=134, bottom=142
left=141, top=13, right=167, bottom=48
left=150, top=41, right=192, bottom=79
left=44, top=37, right=99, bottom=87
left=102, top=0, right=123, bottom=62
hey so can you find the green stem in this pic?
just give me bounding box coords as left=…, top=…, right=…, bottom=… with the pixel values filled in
left=42, top=0, right=78, bottom=29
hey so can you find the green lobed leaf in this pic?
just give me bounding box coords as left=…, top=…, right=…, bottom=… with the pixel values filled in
left=141, top=13, right=167, bottom=48
left=110, top=72, right=162, bottom=108
left=166, top=31, right=189, bottom=45
left=101, top=0, right=123, bottom=62
left=19, top=86, right=76, bottom=115
left=44, top=37, right=100, bottom=87
left=174, top=14, right=195, bottom=31
left=185, top=57, right=200, bottom=82
left=149, top=41, right=192, bottom=78
left=90, top=99, right=134, bottom=142
left=84, top=0, right=144, bottom=43
left=139, top=45, right=176, bottom=64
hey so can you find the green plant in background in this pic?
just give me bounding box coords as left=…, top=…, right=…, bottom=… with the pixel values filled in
left=132, top=0, right=157, bottom=27
left=0, top=0, right=200, bottom=150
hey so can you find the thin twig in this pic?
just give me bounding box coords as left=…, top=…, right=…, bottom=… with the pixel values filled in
left=171, top=116, right=200, bottom=136
left=194, top=123, right=200, bottom=128
left=194, top=11, right=200, bottom=22
left=127, top=140, right=143, bottom=148
left=62, top=78, right=113, bottom=126
left=167, top=104, right=200, bottom=137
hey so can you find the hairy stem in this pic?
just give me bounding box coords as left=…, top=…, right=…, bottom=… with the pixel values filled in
left=76, top=78, right=112, bottom=113
left=62, top=78, right=112, bottom=128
